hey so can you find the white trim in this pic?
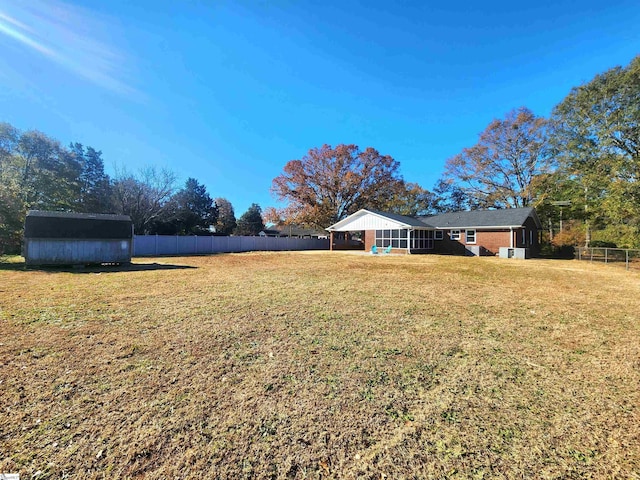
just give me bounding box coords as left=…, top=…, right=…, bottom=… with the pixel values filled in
left=436, top=224, right=526, bottom=230
left=466, top=229, right=476, bottom=244
left=327, top=209, right=413, bottom=231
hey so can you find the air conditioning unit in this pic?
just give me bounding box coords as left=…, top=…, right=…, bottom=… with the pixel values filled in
left=498, top=247, right=529, bottom=259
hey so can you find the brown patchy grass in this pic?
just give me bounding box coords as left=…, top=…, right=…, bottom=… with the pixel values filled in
left=1, top=252, right=639, bottom=479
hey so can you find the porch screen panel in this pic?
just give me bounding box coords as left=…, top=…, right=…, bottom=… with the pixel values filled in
left=411, top=230, right=434, bottom=249
left=376, top=229, right=408, bottom=248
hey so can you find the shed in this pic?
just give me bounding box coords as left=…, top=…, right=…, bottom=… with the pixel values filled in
left=23, top=211, right=133, bottom=266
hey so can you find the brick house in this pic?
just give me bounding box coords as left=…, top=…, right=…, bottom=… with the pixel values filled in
left=326, top=207, right=542, bottom=256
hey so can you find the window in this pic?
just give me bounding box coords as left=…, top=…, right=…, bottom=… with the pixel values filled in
left=522, top=229, right=526, bottom=245
left=434, top=230, right=443, bottom=240
left=466, top=229, right=476, bottom=244
left=375, top=229, right=408, bottom=249
left=450, top=230, right=460, bottom=240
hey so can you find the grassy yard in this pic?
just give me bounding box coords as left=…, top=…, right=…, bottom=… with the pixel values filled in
left=1, top=252, right=639, bottom=479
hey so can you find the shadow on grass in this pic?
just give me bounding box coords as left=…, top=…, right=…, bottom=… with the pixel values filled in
left=0, top=261, right=197, bottom=274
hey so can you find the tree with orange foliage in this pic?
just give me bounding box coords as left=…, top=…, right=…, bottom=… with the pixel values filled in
left=271, top=144, right=403, bottom=228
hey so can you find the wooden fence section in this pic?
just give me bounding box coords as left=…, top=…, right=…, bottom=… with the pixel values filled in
left=133, top=235, right=329, bottom=256
left=576, top=247, right=640, bottom=271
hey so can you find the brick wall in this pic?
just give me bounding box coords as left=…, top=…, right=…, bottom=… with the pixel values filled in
left=475, top=230, right=513, bottom=255
left=362, top=226, right=539, bottom=256
left=434, top=229, right=515, bottom=256
left=364, top=230, right=375, bottom=252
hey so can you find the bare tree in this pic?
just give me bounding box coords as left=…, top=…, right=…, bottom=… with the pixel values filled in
left=112, top=165, right=177, bottom=233
left=444, top=107, right=553, bottom=208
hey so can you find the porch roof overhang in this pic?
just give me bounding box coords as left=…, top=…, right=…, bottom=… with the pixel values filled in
left=326, top=209, right=432, bottom=232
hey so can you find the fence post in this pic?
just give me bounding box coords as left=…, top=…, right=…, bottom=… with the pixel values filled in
left=590, top=248, right=593, bottom=262
left=605, top=248, right=608, bottom=264
left=627, top=249, right=630, bottom=271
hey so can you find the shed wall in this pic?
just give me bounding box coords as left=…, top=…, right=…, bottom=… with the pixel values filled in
left=24, top=239, right=132, bottom=265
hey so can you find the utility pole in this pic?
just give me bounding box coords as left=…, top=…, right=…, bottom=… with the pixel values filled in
left=584, top=187, right=590, bottom=248
left=551, top=200, right=571, bottom=235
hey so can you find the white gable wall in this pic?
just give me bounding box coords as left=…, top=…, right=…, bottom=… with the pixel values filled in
left=328, top=211, right=409, bottom=231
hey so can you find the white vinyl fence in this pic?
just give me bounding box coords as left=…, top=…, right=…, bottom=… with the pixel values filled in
left=133, top=235, right=329, bottom=256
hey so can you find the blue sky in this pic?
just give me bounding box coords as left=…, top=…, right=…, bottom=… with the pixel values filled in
left=0, top=0, right=638, bottom=215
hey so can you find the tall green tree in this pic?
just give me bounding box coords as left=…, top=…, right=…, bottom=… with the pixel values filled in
left=271, top=144, right=404, bottom=228
left=169, top=178, right=218, bottom=234
left=214, top=197, right=237, bottom=235
left=0, top=123, right=22, bottom=252
left=0, top=179, right=22, bottom=254
left=550, top=55, right=640, bottom=246
left=70, top=143, right=113, bottom=213
left=0, top=124, right=81, bottom=252
left=16, top=130, right=81, bottom=210
left=235, top=203, right=265, bottom=236
left=443, top=107, right=554, bottom=208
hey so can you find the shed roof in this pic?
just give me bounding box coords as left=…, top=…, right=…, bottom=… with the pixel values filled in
left=26, top=210, right=132, bottom=222
left=25, top=210, right=133, bottom=239
left=419, top=207, right=541, bottom=229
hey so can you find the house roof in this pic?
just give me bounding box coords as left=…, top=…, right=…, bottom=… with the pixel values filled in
left=326, top=207, right=541, bottom=232
left=365, top=210, right=432, bottom=227
left=419, top=207, right=541, bottom=229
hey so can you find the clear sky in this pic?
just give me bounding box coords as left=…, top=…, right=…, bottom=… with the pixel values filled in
left=0, top=0, right=638, bottom=215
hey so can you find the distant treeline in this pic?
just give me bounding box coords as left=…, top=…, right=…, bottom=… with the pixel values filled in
left=0, top=127, right=266, bottom=253
left=2, top=55, right=638, bottom=253
left=271, top=55, right=640, bottom=249
left=439, top=55, right=640, bottom=249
